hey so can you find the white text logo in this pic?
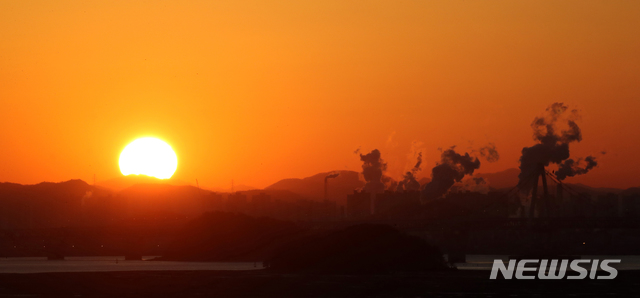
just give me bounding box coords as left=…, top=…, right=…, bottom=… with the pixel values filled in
left=489, top=259, right=621, bottom=279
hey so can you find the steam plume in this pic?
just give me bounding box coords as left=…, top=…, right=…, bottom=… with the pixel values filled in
left=478, top=143, right=500, bottom=162
left=325, top=172, right=340, bottom=181
left=360, top=149, right=387, bottom=193
left=463, top=177, right=490, bottom=194
left=413, top=152, right=423, bottom=172
left=397, top=152, right=422, bottom=191
left=518, top=103, right=583, bottom=193
left=324, top=172, right=340, bottom=200
left=555, top=156, right=598, bottom=180
left=421, top=148, right=481, bottom=201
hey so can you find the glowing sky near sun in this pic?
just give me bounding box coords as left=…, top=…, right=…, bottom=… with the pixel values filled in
left=0, top=1, right=639, bottom=189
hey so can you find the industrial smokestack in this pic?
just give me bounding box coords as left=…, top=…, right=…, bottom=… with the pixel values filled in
left=324, top=172, right=340, bottom=200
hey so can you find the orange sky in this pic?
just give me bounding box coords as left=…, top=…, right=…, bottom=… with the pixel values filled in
left=1, top=1, right=639, bottom=190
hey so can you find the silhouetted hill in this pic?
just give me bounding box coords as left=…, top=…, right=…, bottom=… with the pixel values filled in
left=565, top=183, right=618, bottom=195
left=476, top=168, right=520, bottom=189
left=474, top=168, right=632, bottom=196
left=207, top=184, right=257, bottom=193
left=571, top=184, right=640, bottom=196
left=265, top=170, right=364, bottom=203
left=267, top=224, right=447, bottom=274
left=117, top=183, right=212, bottom=217
left=159, top=212, right=305, bottom=262
left=232, top=189, right=308, bottom=203
left=0, top=179, right=220, bottom=229
left=264, top=168, right=519, bottom=201
left=621, top=187, right=640, bottom=196
left=1, top=171, right=636, bottom=231
left=0, top=179, right=102, bottom=197
left=544, top=183, right=634, bottom=197
left=492, top=182, right=631, bottom=198
left=98, top=174, right=190, bottom=191
left=0, top=180, right=109, bottom=229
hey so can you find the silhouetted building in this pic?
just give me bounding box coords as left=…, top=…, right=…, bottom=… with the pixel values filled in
left=595, top=193, right=619, bottom=218
left=440, top=191, right=509, bottom=219
left=226, top=192, right=248, bottom=213
left=347, top=190, right=371, bottom=218
left=316, top=200, right=338, bottom=221
left=250, top=193, right=272, bottom=216
left=373, top=190, right=420, bottom=215
left=205, top=192, right=225, bottom=211
left=569, top=193, right=594, bottom=217
left=621, top=194, right=640, bottom=217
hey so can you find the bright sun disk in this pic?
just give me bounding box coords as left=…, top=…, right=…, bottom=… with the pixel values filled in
left=119, top=137, right=178, bottom=179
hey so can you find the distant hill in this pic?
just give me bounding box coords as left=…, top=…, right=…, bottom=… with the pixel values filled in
left=475, top=168, right=520, bottom=190
left=0, top=180, right=108, bottom=229
left=264, top=167, right=640, bottom=201
left=98, top=175, right=190, bottom=191
left=473, top=168, right=640, bottom=196
left=207, top=184, right=258, bottom=193
left=117, top=183, right=214, bottom=217
left=115, top=183, right=312, bottom=218
left=99, top=175, right=259, bottom=194
left=1, top=171, right=637, bottom=231
left=0, top=179, right=221, bottom=228
left=232, top=189, right=309, bottom=202
left=0, top=179, right=99, bottom=197
left=265, top=170, right=365, bottom=203
left=621, top=187, right=640, bottom=196
left=264, top=168, right=519, bottom=202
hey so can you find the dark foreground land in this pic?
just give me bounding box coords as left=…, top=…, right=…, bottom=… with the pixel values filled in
left=1, top=270, right=639, bottom=298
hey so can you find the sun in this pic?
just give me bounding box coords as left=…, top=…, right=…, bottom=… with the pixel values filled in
left=119, top=137, right=178, bottom=179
